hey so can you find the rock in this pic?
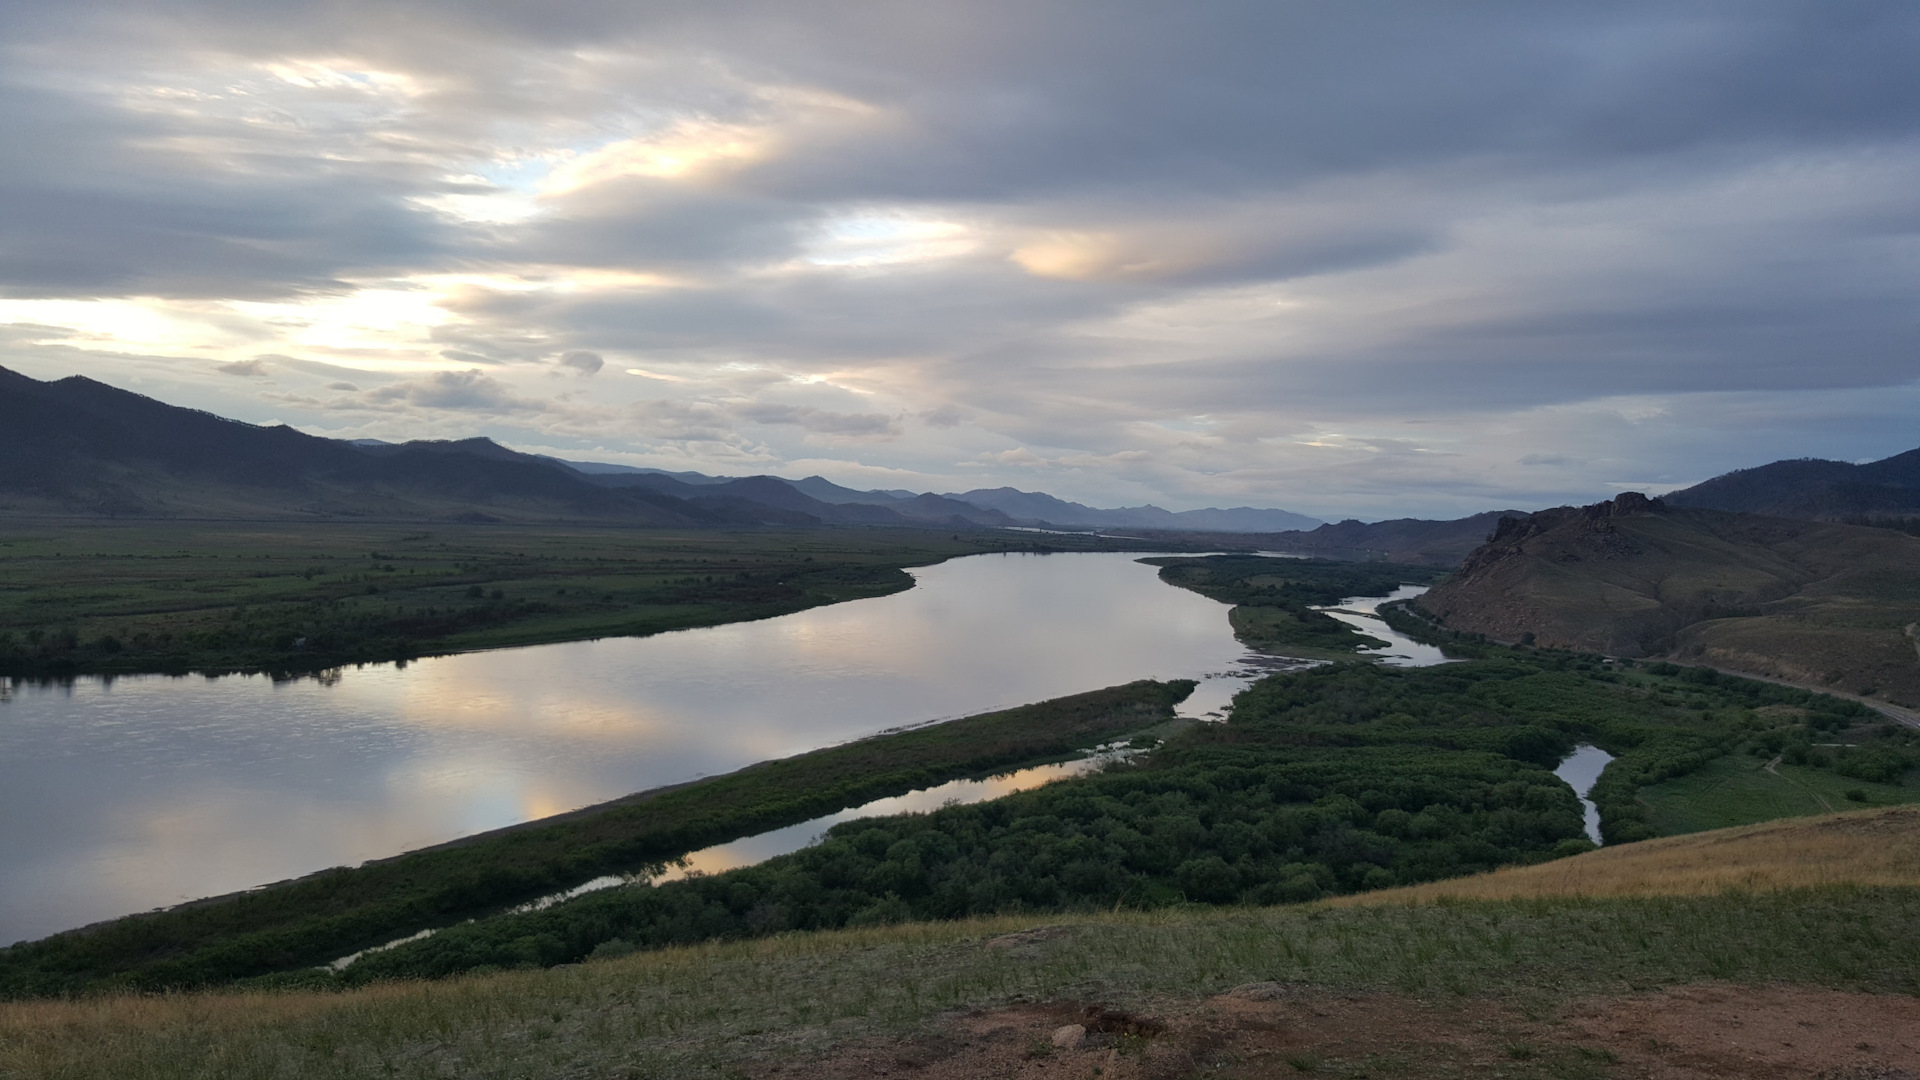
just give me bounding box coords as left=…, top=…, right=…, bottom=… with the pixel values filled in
left=1051, top=1024, right=1086, bottom=1050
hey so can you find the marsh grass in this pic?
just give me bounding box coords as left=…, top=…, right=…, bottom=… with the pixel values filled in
left=3, top=886, right=1916, bottom=1079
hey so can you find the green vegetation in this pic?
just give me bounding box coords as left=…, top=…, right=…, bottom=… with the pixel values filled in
left=1145, top=555, right=1446, bottom=656
left=321, top=652, right=1877, bottom=984
left=6, top=888, right=1917, bottom=1079
left=0, top=680, right=1193, bottom=997
left=1641, top=746, right=1920, bottom=835
left=0, top=522, right=1160, bottom=677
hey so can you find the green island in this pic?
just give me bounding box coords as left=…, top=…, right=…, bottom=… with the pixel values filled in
left=1144, top=554, right=1449, bottom=657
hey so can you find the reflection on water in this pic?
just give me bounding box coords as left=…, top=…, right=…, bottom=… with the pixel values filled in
left=333, top=752, right=1133, bottom=968
left=1554, top=744, right=1614, bottom=845
left=0, top=552, right=1284, bottom=943
left=0, top=555, right=1458, bottom=944
left=1314, top=585, right=1452, bottom=667
left=510, top=755, right=1119, bottom=917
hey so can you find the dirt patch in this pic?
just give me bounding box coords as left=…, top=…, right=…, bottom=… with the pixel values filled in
left=754, top=983, right=1920, bottom=1079
left=1564, top=984, right=1920, bottom=1079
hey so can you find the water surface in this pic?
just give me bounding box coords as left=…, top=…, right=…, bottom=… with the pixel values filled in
left=1315, top=585, right=1452, bottom=666
left=0, top=552, right=1280, bottom=942
left=1554, top=744, right=1615, bottom=845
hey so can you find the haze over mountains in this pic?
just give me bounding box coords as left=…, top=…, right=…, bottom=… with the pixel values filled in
left=0, top=367, right=1320, bottom=533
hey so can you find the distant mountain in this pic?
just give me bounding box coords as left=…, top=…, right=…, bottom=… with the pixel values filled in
left=0, top=365, right=1317, bottom=533
left=1251, top=512, right=1522, bottom=566
left=551, top=459, right=729, bottom=484
left=0, top=366, right=908, bottom=528
left=1663, top=447, right=1920, bottom=521
left=1416, top=493, right=1920, bottom=706
left=944, top=487, right=1321, bottom=533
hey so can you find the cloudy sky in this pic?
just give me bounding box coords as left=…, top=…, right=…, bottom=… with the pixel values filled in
left=1, top=1, right=1916, bottom=519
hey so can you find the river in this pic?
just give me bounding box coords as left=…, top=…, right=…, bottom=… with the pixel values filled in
left=0, top=552, right=1449, bottom=943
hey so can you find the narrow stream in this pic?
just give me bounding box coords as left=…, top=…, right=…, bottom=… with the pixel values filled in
left=334, top=749, right=1130, bottom=968
left=1553, top=744, right=1614, bottom=845
left=1313, top=585, right=1452, bottom=666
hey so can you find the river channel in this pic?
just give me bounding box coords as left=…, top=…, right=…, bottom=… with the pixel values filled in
left=0, top=551, right=1463, bottom=943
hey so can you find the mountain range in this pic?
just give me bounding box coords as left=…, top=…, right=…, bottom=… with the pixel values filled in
left=0, top=366, right=1320, bottom=533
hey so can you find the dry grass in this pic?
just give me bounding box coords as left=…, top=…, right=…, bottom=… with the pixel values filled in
left=1330, top=804, right=1920, bottom=906
left=6, top=811, right=1919, bottom=1079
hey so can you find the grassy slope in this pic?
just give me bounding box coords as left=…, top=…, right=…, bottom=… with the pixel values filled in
left=1332, top=804, right=1920, bottom=904
left=0, top=680, right=1193, bottom=997
left=3, top=883, right=1914, bottom=1079
left=0, top=521, right=1157, bottom=677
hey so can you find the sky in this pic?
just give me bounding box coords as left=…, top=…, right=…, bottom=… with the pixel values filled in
left=0, top=1, right=1916, bottom=521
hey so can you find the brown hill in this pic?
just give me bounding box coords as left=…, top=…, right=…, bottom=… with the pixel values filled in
left=1416, top=493, right=1920, bottom=705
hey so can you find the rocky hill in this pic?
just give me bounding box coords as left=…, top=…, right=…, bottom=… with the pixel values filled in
left=1416, top=493, right=1920, bottom=705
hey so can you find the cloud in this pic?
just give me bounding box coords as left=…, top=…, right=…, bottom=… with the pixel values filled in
left=555, top=349, right=604, bottom=375
left=2, top=2, right=1918, bottom=516
left=359, top=370, right=547, bottom=413
left=732, top=402, right=898, bottom=437
left=919, top=404, right=963, bottom=428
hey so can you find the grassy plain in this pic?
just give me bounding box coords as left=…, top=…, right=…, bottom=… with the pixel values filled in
left=1637, top=751, right=1920, bottom=834
left=2, top=885, right=1915, bottom=1079
left=0, top=681, right=1194, bottom=997
left=0, top=521, right=1156, bottom=677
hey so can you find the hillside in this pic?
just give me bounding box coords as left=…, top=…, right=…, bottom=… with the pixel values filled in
left=1416, top=493, right=1920, bottom=705
left=4, top=812, right=1916, bottom=1079
left=0, top=366, right=789, bottom=525
left=1334, top=804, right=1920, bottom=904
left=1665, top=445, right=1920, bottom=520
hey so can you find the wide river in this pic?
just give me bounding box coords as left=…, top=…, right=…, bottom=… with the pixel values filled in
left=0, top=552, right=1456, bottom=944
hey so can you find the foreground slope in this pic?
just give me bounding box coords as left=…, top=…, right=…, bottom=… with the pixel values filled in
left=3, top=809, right=1915, bottom=1079
left=1416, top=492, right=1920, bottom=705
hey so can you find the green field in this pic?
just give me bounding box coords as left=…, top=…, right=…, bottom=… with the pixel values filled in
left=0, top=521, right=1163, bottom=677
left=1640, top=751, right=1920, bottom=834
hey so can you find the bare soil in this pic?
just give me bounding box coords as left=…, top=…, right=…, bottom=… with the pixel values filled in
left=757, top=983, right=1920, bottom=1079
